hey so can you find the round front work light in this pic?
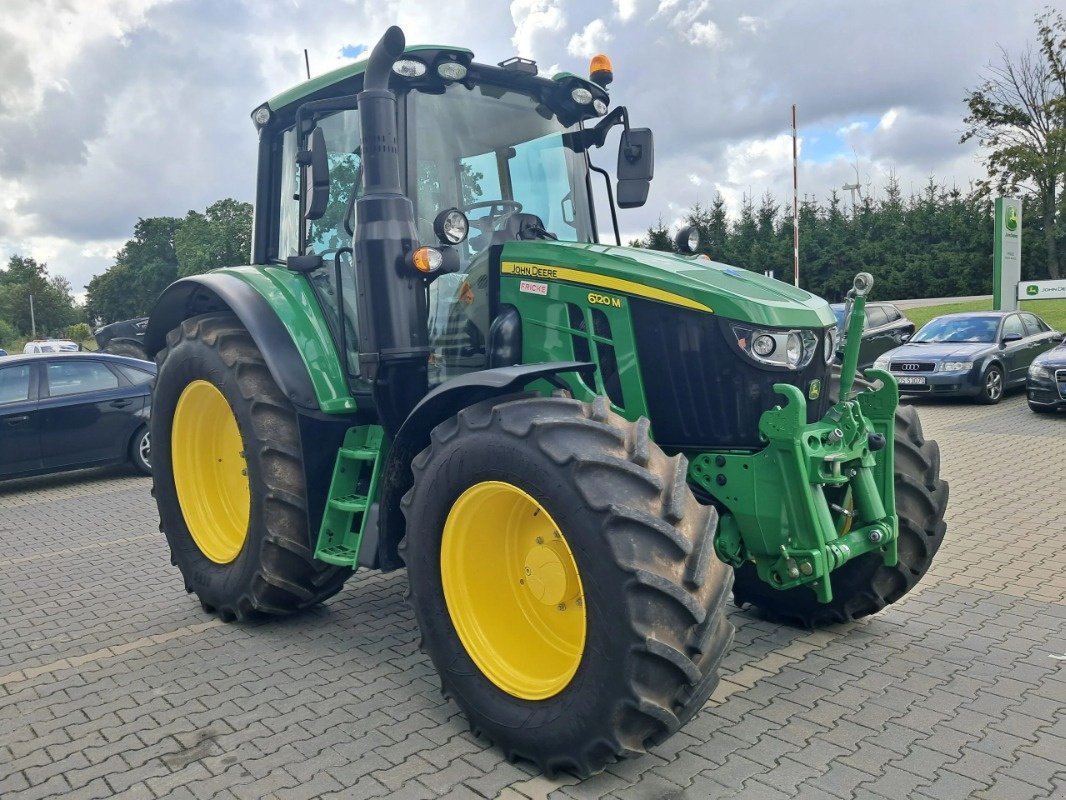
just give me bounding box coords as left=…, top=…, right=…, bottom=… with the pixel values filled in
left=674, top=224, right=700, bottom=254
left=252, top=106, right=272, bottom=126
left=434, top=208, right=469, bottom=245
left=571, top=87, right=594, bottom=105
left=437, top=61, right=468, bottom=81
left=393, top=59, right=427, bottom=77
left=593, top=99, right=608, bottom=115
left=753, top=334, right=776, bottom=357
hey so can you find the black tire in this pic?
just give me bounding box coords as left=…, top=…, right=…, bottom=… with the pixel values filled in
left=129, top=425, right=151, bottom=475
left=104, top=341, right=148, bottom=360
left=733, top=368, right=948, bottom=627
left=976, top=363, right=1004, bottom=404
left=152, top=312, right=351, bottom=621
left=401, top=395, right=734, bottom=777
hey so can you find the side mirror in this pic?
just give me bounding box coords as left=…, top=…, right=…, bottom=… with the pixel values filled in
left=299, top=127, right=330, bottom=222
left=1052, top=332, right=1064, bottom=343
left=616, top=127, right=654, bottom=209
left=1002, top=332, right=1023, bottom=344
left=900, top=333, right=911, bottom=342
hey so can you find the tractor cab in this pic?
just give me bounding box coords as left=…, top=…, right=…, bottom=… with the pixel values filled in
left=251, top=45, right=650, bottom=391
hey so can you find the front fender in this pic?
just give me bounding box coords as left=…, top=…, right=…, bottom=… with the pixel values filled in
left=146, top=267, right=355, bottom=413
left=374, top=362, right=595, bottom=571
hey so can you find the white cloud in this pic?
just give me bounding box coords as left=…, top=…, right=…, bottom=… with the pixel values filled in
left=685, top=21, right=720, bottom=46
left=738, top=15, right=763, bottom=33
left=510, top=0, right=567, bottom=58
left=878, top=108, right=900, bottom=130
left=614, top=0, right=637, bottom=22
left=568, top=19, right=612, bottom=58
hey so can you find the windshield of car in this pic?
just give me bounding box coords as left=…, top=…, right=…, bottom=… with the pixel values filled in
left=409, top=82, right=594, bottom=271
left=832, top=307, right=845, bottom=325
left=911, top=316, right=1000, bottom=344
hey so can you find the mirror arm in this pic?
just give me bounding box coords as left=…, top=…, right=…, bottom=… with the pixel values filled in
left=587, top=153, right=621, bottom=246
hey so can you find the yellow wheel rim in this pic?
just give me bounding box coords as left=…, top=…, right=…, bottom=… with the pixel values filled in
left=172, top=380, right=250, bottom=564
left=441, top=481, right=586, bottom=700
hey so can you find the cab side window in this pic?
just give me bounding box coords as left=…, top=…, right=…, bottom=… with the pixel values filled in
left=46, top=362, right=119, bottom=398
left=865, top=306, right=889, bottom=328
left=1020, top=314, right=1045, bottom=336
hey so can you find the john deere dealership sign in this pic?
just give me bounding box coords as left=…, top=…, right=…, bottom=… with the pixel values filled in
left=1018, top=279, right=1066, bottom=299
left=993, top=197, right=1022, bottom=311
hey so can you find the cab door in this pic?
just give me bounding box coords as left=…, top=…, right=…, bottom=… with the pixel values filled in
left=0, top=362, right=42, bottom=478
left=999, top=315, right=1028, bottom=383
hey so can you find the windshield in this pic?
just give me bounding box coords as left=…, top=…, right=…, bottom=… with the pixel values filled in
left=408, top=82, right=594, bottom=270
left=912, top=316, right=1000, bottom=344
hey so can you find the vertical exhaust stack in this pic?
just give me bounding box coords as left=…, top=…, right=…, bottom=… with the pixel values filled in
left=354, top=25, right=430, bottom=434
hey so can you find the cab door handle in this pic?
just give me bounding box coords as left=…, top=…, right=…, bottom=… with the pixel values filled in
left=4, top=415, right=29, bottom=426
left=109, top=399, right=133, bottom=408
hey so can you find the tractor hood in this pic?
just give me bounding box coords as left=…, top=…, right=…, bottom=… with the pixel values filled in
left=499, top=240, right=836, bottom=329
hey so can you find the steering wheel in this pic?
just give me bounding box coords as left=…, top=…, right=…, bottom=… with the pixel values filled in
left=461, top=201, right=524, bottom=251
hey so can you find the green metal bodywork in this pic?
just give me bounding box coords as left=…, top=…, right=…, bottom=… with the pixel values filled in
left=211, top=265, right=356, bottom=413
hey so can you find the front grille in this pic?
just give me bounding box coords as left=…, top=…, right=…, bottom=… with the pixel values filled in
left=1057, top=369, right=1066, bottom=399
left=630, top=301, right=831, bottom=449
left=891, top=361, right=936, bottom=372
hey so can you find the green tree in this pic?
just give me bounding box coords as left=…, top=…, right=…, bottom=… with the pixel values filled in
left=175, top=199, right=253, bottom=277
left=0, top=255, right=78, bottom=337
left=961, top=8, right=1066, bottom=278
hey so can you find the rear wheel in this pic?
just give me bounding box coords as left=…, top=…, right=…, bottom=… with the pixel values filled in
left=103, top=341, right=148, bottom=360
left=152, top=312, right=351, bottom=621
left=977, top=363, right=1004, bottom=404
left=129, top=425, right=151, bottom=475
left=732, top=368, right=948, bottom=627
left=402, top=395, right=734, bottom=776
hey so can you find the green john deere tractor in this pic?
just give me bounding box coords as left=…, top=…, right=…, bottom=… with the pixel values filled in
left=146, top=26, right=947, bottom=776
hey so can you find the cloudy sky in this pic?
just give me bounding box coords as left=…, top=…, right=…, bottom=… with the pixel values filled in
left=0, top=0, right=1050, bottom=297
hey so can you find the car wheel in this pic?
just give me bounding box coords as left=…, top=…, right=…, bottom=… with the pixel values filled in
left=130, top=425, right=151, bottom=475
left=977, top=364, right=1004, bottom=405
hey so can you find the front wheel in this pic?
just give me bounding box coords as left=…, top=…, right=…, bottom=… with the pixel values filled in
left=732, top=368, right=949, bottom=627
left=152, top=312, right=351, bottom=621
left=977, top=363, right=1004, bottom=404
left=129, top=425, right=151, bottom=475
left=401, top=395, right=734, bottom=776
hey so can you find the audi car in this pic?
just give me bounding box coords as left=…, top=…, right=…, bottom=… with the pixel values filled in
left=1027, top=338, right=1066, bottom=413
left=0, top=352, right=155, bottom=480
left=831, top=302, right=915, bottom=368
left=873, top=311, right=1063, bottom=404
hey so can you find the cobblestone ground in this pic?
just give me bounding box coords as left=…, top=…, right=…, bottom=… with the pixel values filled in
left=1, top=393, right=1063, bottom=799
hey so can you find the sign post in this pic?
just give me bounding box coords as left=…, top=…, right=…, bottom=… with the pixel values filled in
left=993, top=197, right=1022, bottom=311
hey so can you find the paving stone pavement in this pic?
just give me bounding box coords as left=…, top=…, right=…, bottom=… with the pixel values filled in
left=1, top=392, right=1064, bottom=799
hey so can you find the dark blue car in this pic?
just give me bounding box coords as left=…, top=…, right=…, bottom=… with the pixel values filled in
left=873, top=311, right=1063, bottom=404
left=1027, top=339, right=1066, bottom=413
left=0, top=352, right=155, bottom=480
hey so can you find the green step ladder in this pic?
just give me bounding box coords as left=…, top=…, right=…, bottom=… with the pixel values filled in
left=314, top=425, right=385, bottom=567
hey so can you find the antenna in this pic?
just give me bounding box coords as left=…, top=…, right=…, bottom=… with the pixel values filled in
left=791, top=104, right=799, bottom=288
left=304, top=49, right=311, bottom=80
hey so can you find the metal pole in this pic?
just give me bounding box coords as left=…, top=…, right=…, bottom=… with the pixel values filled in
left=792, top=104, right=799, bottom=288
left=29, top=294, right=36, bottom=339
left=304, top=49, right=311, bottom=80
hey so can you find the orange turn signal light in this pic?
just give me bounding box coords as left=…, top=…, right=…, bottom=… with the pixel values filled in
left=590, top=54, right=613, bottom=88
left=410, top=246, right=444, bottom=273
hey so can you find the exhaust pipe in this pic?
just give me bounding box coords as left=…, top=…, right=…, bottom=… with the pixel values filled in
left=353, top=25, right=430, bottom=434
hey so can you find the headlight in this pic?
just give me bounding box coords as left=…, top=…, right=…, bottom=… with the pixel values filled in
left=823, top=328, right=838, bottom=364
left=938, top=361, right=973, bottom=372
left=732, top=326, right=817, bottom=370
left=433, top=208, right=469, bottom=245
left=571, top=87, right=594, bottom=104
left=393, top=59, right=427, bottom=77
left=1029, top=364, right=1050, bottom=380
left=873, top=355, right=891, bottom=371
left=593, top=98, right=608, bottom=115
left=437, top=61, right=468, bottom=81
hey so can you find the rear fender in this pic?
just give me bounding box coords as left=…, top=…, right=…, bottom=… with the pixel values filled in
left=373, top=362, right=595, bottom=571
left=146, top=268, right=355, bottom=413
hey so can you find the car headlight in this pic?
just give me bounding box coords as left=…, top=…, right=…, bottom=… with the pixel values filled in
left=873, top=355, right=891, bottom=371
left=1029, top=364, right=1050, bottom=380
left=732, top=325, right=817, bottom=370
left=938, top=361, right=973, bottom=372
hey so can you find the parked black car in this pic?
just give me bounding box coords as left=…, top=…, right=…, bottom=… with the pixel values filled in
left=831, top=302, right=915, bottom=368
left=94, top=316, right=149, bottom=360
left=1027, top=339, right=1066, bottom=413
left=0, top=353, right=155, bottom=480
left=874, top=311, right=1063, bottom=404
